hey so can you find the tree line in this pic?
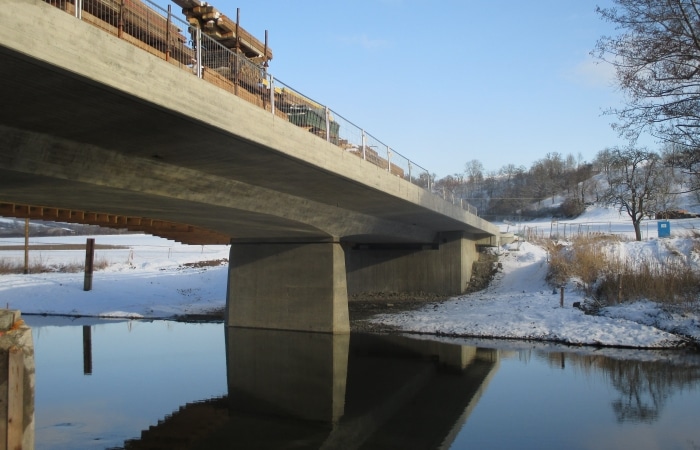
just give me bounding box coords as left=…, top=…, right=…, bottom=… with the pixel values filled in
left=432, top=153, right=595, bottom=222
left=433, top=145, right=695, bottom=241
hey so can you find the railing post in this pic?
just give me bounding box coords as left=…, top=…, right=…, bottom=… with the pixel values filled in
left=195, top=27, right=202, bottom=78
left=165, top=5, right=172, bottom=61
left=361, top=130, right=366, bottom=160
left=269, top=75, right=275, bottom=115
left=325, top=106, right=331, bottom=142
left=386, top=146, right=391, bottom=173
left=408, top=161, right=412, bottom=183
left=75, top=0, right=82, bottom=19
left=118, top=0, right=125, bottom=38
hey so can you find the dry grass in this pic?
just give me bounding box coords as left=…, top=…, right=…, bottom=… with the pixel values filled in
left=543, top=234, right=700, bottom=307
left=0, top=256, right=111, bottom=274
left=597, top=257, right=699, bottom=305
left=540, top=234, right=623, bottom=294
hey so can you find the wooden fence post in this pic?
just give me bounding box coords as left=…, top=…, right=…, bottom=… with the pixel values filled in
left=560, top=286, right=564, bottom=308
left=84, top=238, right=95, bottom=291
left=23, top=219, right=28, bottom=275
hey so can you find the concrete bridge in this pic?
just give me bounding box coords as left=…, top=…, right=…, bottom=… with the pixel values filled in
left=0, top=0, right=500, bottom=333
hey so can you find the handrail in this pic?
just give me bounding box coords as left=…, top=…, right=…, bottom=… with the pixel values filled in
left=43, top=0, right=477, bottom=215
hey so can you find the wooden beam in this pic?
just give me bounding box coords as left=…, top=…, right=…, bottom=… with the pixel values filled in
left=0, top=202, right=231, bottom=245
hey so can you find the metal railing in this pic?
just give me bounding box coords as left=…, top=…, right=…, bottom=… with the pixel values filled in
left=516, top=219, right=691, bottom=241
left=43, top=0, right=477, bottom=215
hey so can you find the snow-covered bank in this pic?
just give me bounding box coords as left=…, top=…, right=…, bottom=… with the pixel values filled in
left=369, top=241, right=699, bottom=348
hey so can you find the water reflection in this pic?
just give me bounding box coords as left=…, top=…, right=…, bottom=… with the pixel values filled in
left=82, top=325, right=92, bottom=375
left=536, top=350, right=700, bottom=424
left=123, top=330, right=499, bottom=449
left=24, top=317, right=700, bottom=450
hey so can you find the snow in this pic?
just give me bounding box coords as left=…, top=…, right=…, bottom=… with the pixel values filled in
left=1, top=205, right=700, bottom=349
left=0, top=235, right=230, bottom=319
left=370, top=240, right=697, bottom=348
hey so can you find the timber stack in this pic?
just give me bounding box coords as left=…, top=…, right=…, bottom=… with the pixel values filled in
left=171, top=0, right=272, bottom=66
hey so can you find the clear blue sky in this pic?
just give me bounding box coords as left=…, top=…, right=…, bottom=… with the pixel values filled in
left=176, top=0, right=636, bottom=178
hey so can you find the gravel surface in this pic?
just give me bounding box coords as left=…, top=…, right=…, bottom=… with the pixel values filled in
left=349, top=293, right=451, bottom=333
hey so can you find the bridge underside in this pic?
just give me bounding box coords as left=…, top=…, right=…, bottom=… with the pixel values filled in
left=0, top=0, right=499, bottom=333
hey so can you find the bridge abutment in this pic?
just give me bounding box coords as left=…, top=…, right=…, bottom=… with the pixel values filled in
left=226, top=241, right=351, bottom=334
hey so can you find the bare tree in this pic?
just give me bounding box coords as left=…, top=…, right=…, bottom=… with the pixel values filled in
left=464, top=160, right=484, bottom=183
left=593, top=0, right=700, bottom=191
left=662, top=141, right=700, bottom=193
left=601, top=147, right=666, bottom=241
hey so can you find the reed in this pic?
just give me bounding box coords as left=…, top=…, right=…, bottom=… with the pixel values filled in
left=543, top=234, right=700, bottom=307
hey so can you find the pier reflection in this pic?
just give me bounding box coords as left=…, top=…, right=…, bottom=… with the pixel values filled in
left=123, top=330, right=499, bottom=449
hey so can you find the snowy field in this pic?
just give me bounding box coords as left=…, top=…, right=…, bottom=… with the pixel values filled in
left=0, top=233, right=230, bottom=319
left=1, top=205, right=700, bottom=348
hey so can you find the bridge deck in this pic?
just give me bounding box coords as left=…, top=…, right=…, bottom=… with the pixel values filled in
left=0, top=0, right=499, bottom=245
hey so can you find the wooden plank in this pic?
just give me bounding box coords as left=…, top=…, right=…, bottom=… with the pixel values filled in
left=6, top=347, right=24, bottom=450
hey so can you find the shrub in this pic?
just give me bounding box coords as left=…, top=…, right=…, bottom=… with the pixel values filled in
left=559, top=197, right=586, bottom=218
left=596, top=257, right=700, bottom=305
left=544, top=233, right=700, bottom=307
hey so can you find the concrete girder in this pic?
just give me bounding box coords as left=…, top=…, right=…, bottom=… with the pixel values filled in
left=0, top=125, right=436, bottom=244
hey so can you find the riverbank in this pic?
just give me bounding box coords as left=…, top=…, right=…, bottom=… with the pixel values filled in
left=1, top=229, right=699, bottom=349
left=359, top=240, right=700, bottom=349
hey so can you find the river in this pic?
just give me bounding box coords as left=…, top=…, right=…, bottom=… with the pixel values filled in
left=24, top=316, right=700, bottom=450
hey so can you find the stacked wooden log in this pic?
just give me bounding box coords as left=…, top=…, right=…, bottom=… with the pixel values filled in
left=171, top=0, right=272, bottom=65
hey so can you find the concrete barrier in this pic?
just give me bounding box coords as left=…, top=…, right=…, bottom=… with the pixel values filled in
left=0, top=310, right=34, bottom=450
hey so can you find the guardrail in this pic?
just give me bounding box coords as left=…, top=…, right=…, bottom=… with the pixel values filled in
left=44, top=0, right=477, bottom=215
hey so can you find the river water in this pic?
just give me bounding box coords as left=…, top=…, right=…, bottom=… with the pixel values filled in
left=24, top=316, right=700, bottom=450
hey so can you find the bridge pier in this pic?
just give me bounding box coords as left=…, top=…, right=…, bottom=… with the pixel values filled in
left=346, top=231, right=477, bottom=296
left=226, top=241, right=351, bottom=334
left=226, top=232, right=477, bottom=334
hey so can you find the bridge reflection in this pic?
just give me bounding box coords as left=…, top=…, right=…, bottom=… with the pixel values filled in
left=122, top=331, right=499, bottom=449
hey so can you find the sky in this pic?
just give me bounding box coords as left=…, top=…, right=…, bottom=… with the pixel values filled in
left=169, top=0, right=639, bottom=177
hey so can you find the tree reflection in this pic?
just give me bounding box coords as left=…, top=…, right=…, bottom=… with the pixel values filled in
left=608, top=361, right=667, bottom=423
left=539, top=351, right=700, bottom=424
